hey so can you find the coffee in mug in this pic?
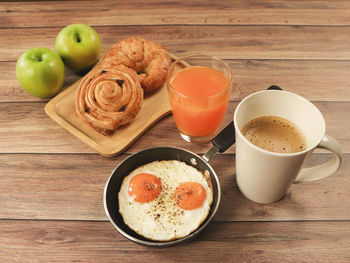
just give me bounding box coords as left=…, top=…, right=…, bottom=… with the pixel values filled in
left=241, top=116, right=306, bottom=154
left=233, top=90, right=342, bottom=203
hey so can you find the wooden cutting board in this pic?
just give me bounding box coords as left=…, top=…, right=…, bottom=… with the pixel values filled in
left=45, top=54, right=179, bottom=157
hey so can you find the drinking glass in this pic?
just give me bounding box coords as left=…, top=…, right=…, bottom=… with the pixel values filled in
left=166, top=55, right=233, bottom=143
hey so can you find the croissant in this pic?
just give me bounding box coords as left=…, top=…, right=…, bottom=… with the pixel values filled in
left=75, top=65, right=144, bottom=135
left=99, top=37, right=172, bottom=92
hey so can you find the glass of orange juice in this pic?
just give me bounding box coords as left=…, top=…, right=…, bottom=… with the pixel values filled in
left=166, top=55, right=233, bottom=143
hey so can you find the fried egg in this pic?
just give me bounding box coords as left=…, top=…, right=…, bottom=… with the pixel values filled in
left=118, top=160, right=213, bottom=241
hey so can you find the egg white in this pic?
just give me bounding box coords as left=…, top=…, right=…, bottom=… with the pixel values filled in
left=118, top=160, right=213, bottom=241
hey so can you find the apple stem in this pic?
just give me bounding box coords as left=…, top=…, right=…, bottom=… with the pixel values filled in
left=74, top=32, right=81, bottom=43
left=34, top=53, right=43, bottom=62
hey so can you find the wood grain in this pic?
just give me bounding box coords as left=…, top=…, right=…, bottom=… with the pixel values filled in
left=0, top=153, right=348, bottom=221
left=0, top=101, right=348, bottom=154
left=2, top=26, right=350, bottom=62
left=2, top=1, right=350, bottom=261
left=2, top=0, right=350, bottom=27
left=3, top=59, right=350, bottom=102
left=0, top=220, right=349, bottom=262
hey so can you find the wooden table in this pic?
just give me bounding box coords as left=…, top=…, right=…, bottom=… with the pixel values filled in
left=1, top=1, right=349, bottom=262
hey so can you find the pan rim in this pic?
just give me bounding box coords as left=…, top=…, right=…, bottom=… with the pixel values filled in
left=103, top=146, right=222, bottom=246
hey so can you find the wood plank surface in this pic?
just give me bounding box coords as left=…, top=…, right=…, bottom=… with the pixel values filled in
left=2, top=1, right=350, bottom=261
left=0, top=101, right=348, bottom=154
left=2, top=0, right=350, bottom=27
left=2, top=26, right=350, bottom=62
left=0, top=153, right=348, bottom=221
left=0, top=220, right=349, bottom=262
left=3, top=59, right=350, bottom=102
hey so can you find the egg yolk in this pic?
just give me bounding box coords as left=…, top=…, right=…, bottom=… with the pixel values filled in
left=128, top=173, right=162, bottom=203
left=173, top=182, right=206, bottom=210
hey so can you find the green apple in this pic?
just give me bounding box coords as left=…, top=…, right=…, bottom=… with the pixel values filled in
left=55, top=24, right=101, bottom=73
left=16, top=47, right=65, bottom=98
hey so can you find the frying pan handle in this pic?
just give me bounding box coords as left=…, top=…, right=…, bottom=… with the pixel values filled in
left=202, top=121, right=235, bottom=162
left=212, top=121, right=236, bottom=153
left=267, top=85, right=282, bottom=91
left=203, top=85, right=282, bottom=162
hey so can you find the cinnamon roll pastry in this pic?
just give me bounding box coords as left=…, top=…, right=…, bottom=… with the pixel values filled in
left=75, top=65, right=144, bottom=135
left=99, top=37, right=172, bottom=92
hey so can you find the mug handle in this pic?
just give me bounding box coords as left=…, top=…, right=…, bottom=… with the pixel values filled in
left=294, top=135, right=342, bottom=183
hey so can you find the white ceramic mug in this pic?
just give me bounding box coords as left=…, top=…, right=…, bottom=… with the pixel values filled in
left=233, top=90, right=342, bottom=203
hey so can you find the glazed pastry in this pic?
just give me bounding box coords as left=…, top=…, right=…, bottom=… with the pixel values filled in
left=75, top=65, right=143, bottom=135
left=99, top=37, right=172, bottom=92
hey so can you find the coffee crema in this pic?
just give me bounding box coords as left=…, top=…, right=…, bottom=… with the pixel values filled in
left=241, top=116, right=307, bottom=154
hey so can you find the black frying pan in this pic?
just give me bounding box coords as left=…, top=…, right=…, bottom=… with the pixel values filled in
left=103, top=85, right=281, bottom=246
left=103, top=122, right=235, bottom=246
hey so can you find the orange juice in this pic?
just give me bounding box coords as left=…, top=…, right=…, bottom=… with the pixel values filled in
left=168, top=65, right=231, bottom=137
